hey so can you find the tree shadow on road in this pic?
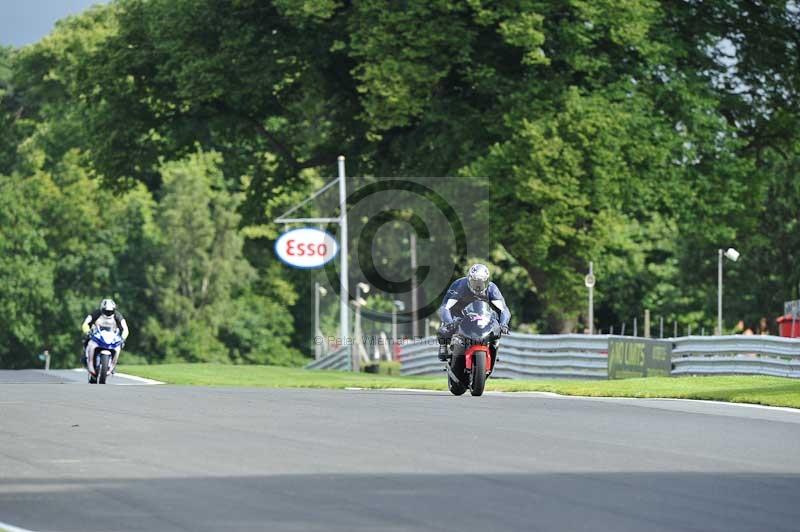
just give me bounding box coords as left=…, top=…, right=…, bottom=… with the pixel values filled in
left=1, top=471, right=798, bottom=532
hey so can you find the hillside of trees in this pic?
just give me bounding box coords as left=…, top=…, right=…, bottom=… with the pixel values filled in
left=1, top=0, right=799, bottom=368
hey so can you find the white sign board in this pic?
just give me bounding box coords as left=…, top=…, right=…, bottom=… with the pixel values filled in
left=274, top=228, right=339, bottom=269
left=785, top=300, right=800, bottom=318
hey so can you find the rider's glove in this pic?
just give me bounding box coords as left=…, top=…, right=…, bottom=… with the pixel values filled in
left=500, top=324, right=510, bottom=335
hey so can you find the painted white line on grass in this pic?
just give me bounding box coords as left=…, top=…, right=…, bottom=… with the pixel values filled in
left=0, top=519, right=38, bottom=532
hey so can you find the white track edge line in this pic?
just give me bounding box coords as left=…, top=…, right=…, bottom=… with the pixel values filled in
left=114, top=372, right=164, bottom=385
left=347, top=387, right=800, bottom=413
left=70, top=367, right=163, bottom=385
left=0, top=519, right=38, bottom=532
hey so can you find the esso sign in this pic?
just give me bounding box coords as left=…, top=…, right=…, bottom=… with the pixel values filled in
left=274, top=228, right=338, bottom=269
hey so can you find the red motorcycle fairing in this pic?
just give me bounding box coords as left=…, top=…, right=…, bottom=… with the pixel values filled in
left=464, top=344, right=492, bottom=372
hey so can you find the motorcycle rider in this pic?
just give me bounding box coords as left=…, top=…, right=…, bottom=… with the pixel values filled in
left=437, top=264, right=510, bottom=362
left=81, top=299, right=129, bottom=369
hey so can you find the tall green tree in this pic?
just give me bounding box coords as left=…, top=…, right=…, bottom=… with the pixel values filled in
left=3, top=0, right=799, bottom=348
left=143, top=150, right=302, bottom=364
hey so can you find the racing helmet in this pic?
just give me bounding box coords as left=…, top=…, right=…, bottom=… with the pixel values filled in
left=100, top=299, right=116, bottom=317
left=467, top=264, right=490, bottom=295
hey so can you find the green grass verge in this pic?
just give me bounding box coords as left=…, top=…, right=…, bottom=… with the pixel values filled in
left=119, top=363, right=800, bottom=409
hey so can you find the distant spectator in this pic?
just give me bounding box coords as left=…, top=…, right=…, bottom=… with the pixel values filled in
left=758, top=317, right=770, bottom=335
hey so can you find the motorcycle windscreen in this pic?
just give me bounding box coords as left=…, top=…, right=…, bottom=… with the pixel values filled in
left=459, top=301, right=498, bottom=340
left=94, top=328, right=122, bottom=349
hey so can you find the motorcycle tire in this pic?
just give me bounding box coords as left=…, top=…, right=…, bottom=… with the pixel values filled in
left=98, top=354, right=109, bottom=384
left=470, top=353, right=487, bottom=397
left=448, top=356, right=467, bottom=396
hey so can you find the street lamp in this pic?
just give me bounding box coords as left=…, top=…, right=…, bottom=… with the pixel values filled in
left=313, top=282, right=327, bottom=359
left=717, top=247, right=740, bottom=335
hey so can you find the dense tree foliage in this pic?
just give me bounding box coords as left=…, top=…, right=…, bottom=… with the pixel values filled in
left=1, top=0, right=799, bottom=367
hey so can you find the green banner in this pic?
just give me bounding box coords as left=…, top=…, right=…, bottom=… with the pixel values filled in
left=608, top=338, right=672, bottom=379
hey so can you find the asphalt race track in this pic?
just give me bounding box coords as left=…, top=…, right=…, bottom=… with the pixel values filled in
left=1, top=373, right=799, bottom=532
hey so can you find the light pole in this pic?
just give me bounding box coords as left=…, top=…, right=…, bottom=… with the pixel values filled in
left=314, top=282, right=327, bottom=359
left=585, top=262, right=596, bottom=334
left=410, top=232, right=418, bottom=338
left=717, top=247, right=740, bottom=335
left=353, top=282, right=370, bottom=370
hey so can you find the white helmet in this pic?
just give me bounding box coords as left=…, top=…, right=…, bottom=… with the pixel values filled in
left=100, top=299, right=116, bottom=317
left=467, top=264, right=490, bottom=295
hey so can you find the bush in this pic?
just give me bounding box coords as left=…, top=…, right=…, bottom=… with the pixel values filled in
left=362, top=361, right=402, bottom=375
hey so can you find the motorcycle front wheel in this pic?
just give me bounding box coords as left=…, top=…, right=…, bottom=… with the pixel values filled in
left=470, top=352, right=487, bottom=397
left=98, top=354, right=110, bottom=384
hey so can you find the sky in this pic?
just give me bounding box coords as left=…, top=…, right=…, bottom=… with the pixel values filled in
left=0, top=0, right=109, bottom=47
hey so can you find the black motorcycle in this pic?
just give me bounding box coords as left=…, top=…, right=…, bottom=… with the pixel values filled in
left=446, top=301, right=502, bottom=396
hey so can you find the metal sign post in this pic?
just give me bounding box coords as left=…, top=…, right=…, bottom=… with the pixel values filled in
left=38, top=350, right=51, bottom=371
left=585, top=262, right=596, bottom=335
left=274, top=156, right=352, bottom=369
left=337, top=157, right=350, bottom=367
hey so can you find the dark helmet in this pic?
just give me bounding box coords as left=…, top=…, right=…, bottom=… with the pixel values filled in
left=467, top=264, right=490, bottom=295
left=100, top=299, right=116, bottom=317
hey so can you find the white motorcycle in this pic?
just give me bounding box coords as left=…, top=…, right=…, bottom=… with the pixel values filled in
left=84, top=326, right=124, bottom=384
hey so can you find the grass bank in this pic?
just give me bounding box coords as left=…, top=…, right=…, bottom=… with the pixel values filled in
left=120, top=364, right=800, bottom=409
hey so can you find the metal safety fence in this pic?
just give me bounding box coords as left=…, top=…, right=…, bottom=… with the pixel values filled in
left=672, top=335, right=800, bottom=378
left=399, top=334, right=609, bottom=379
left=305, top=346, right=351, bottom=371
left=306, top=334, right=800, bottom=379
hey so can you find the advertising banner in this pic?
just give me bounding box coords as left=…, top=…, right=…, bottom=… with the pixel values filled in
left=608, top=338, right=672, bottom=379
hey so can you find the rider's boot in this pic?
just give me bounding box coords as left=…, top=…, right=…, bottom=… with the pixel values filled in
left=438, top=344, right=449, bottom=361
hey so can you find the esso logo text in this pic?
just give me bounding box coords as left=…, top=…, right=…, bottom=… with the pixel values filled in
left=274, top=228, right=339, bottom=269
